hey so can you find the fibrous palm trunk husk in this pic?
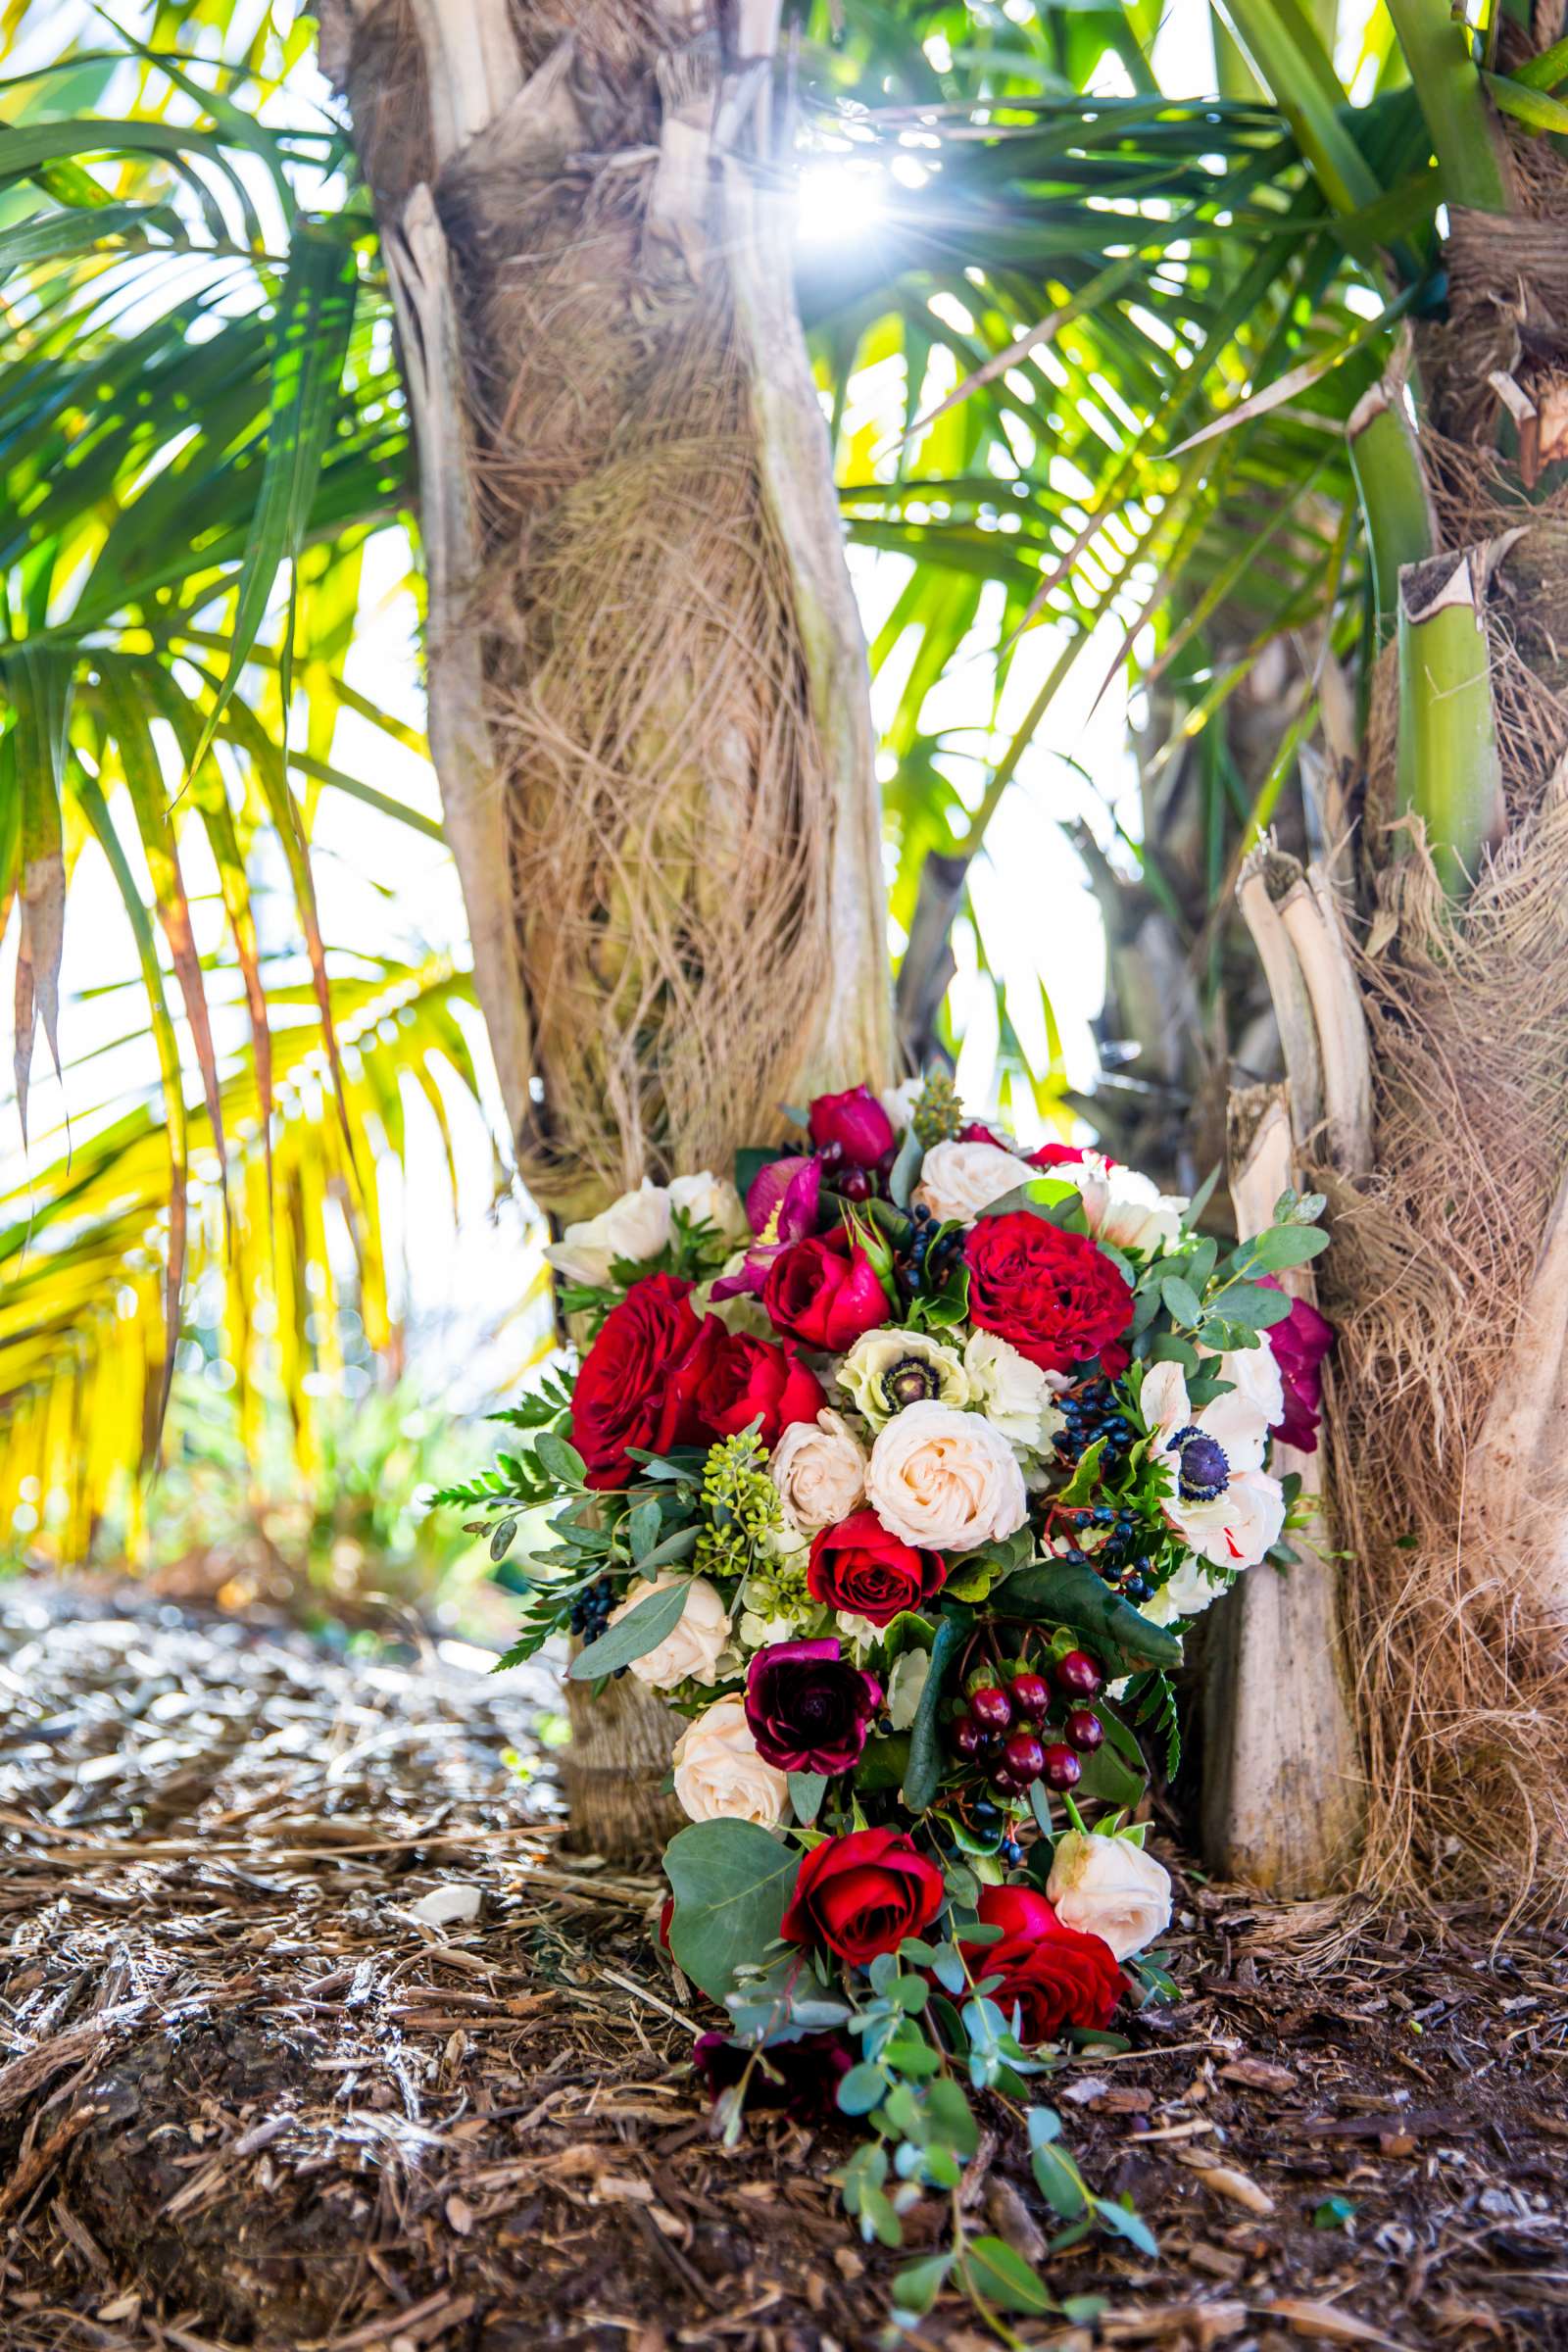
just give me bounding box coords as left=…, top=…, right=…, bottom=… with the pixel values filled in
left=1213, top=108, right=1568, bottom=1908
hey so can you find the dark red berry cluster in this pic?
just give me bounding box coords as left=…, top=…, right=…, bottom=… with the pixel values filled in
left=948, top=1648, right=1105, bottom=1798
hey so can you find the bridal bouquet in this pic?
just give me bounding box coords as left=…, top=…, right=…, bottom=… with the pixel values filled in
left=447, top=1075, right=1330, bottom=2324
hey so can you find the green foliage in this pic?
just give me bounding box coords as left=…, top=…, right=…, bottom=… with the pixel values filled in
left=663, top=1819, right=800, bottom=2003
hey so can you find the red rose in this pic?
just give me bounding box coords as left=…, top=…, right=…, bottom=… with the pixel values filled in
left=961, top=1883, right=1122, bottom=2042
left=569, top=1273, right=705, bottom=1490
left=1028, top=1142, right=1092, bottom=1169
left=963, top=1212, right=1133, bottom=1375
left=674, top=1318, right=824, bottom=1448
left=808, top=1085, right=895, bottom=1168
left=763, top=1230, right=889, bottom=1352
left=807, top=1509, right=946, bottom=1627
left=781, top=1826, right=945, bottom=1964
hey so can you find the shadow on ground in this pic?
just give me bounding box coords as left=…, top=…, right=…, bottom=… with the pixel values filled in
left=1, top=1581, right=1564, bottom=2352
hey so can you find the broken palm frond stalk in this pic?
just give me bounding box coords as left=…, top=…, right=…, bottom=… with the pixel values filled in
left=1396, top=545, right=1509, bottom=899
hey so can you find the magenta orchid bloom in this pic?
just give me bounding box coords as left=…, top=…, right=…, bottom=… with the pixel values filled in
left=710, top=1153, right=821, bottom=1300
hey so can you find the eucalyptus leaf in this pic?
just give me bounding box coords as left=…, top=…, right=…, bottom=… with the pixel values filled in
left=788, top=1771, right=827, bottom=1826
left=663, top=1819, right=798, bottom=2003
left=566, top=1577, right=688, bottom=1681
left=534, top=1431, right=587, bottom=1487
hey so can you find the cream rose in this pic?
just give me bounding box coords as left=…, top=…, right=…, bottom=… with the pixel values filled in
left=1047, top=1831, right=1172, bottom=1961
left=912, top=1137, right=1026, bottom=1224
left=865, top=1399, right=1028, bottom=1552
left=607, top=1573, right=730, bottom=1690
left=962, top=1329, right=1064, bottom=1452
left=544, top=1177, right=670, bottom=1288
left=671, top=1696, right=789, bottom=1827
left=667, top=1170, right=750, bottom=1246
left=838, top=1328, right=969, bottom=1427
left=768, top=1408, right=868, bottom=1536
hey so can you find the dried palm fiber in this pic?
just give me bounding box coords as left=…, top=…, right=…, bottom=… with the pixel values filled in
left=1311, top=753, right=1568, bottom=1913
left=337, top=0, right=884, bottom=1219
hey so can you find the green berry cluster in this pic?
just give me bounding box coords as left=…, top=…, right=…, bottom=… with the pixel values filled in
left=695, top=1429, right=782, bottom=1580
left=739, top=1543, right=816, bottom=1634
left=911, top=1069, right=963, bottom=1148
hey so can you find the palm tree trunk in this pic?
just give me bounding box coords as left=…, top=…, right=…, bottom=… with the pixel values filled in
left=1208, top=0, right=1568, bottom=1903
left=318, top=0, right=893, bottom=1858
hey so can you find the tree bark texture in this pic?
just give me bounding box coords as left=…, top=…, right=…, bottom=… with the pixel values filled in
left=318, top=0, right=894, bottom=1859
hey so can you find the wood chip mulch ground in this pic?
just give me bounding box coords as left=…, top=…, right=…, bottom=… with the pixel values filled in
left=1, top=1579, right=1565, bottom=2352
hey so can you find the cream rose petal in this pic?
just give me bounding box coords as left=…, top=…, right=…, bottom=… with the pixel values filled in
left=1047, top=1831, right=1172, bottom=1961
left=912, top=1138, right=1027, bottom=1224
left=864, top=1399, right=1028, bottom=1552
left=671, top=1696, right=789, bottom=1827
left=768, top=1408, right=868, bottom=1536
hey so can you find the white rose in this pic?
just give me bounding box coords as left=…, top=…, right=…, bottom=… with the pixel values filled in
left=886, top=1646, right=931, bottom=1732
left=544, top=1177, right=670, bottom=1287
left=963, top=1329, right=1064, bottom=1452
left=1069, top=1154, right=1186, bottom=1256
left=838, top=1327, right=969, bottom=1427
left=607, top=1573, right=730, bottom=1690
left=1047, top=1831, right=1172, bottom=1961
left=667, top=1170, right=750, bottom=1246
left=768, top=1408, right=868, bottom=1536
left=912, top=1138, right=1026, bottom=1224
left=671, top=1696, right=789, bottom=1828
left=865, top=1399, right=1028, bottom=1552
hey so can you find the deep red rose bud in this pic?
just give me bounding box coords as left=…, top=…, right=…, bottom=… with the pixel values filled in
left=968, top=1685, right=1012, bottom=1733
left=1042, top=1743, right=1082, bottom=1791
left=1054, top=1648, right=1103, bottom=1700
left=744, top=1639, right=881, bottom=1775
left=763, top=1230, right=890, bottom=1352
left=960, top=1884, right=1122, bottom=2041
left=1064, top=1708, right=1103, bottom=1754
left=807, top=1509, right=946, bottom=1627
left=781, top=1827, right=945, bottom=1965
left=958, top=1121, right=1013, bottom=1149
left=1004, top=1731, right=1046, bottom=1783
left=963, top=1212, right=1134, bottom=1376
left=1008, top=1671, right=1051, bottom=1721
left=672, top=1318, right=824, bottom=1450
left=808, top=1085, right=896, bottom=1170
left=977, top=1883, right=1058, bottom=1943
left=693, top=2030, right=852, bottom=2121
left=569, top=1274, right=705, bottom=1491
